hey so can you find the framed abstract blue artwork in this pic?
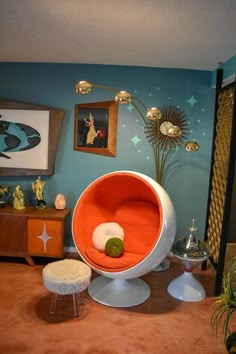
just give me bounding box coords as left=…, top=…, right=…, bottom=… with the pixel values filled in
left=0, top=99, right=64, bottom=176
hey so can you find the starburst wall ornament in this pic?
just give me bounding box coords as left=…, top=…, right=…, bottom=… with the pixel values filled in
left=145, top=105, right=189, bottom=150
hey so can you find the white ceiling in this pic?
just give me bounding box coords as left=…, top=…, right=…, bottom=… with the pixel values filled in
left=0, top=0, right=235, bottom=71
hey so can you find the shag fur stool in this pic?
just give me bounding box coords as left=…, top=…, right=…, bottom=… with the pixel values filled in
left=42, top=259, right=91, bottom=317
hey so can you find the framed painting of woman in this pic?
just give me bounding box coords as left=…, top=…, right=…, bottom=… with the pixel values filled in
left=74, top=101, right=118, bottom=157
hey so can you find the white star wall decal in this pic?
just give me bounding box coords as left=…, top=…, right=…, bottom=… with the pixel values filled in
left=37, top=222, right=53, bottom=253
left=126, top=103, right=134, bottom=112
left=187, top=95, right=198, bottom=107
left=130, top=135, right=142, bottom=146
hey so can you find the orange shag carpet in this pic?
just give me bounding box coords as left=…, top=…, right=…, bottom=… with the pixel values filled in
left=0, top=255, right=232, bottom=354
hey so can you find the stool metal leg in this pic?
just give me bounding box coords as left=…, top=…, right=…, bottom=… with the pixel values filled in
left=79, top=292, right=84, bottom=304
left=72, top=293, right=80, bottom=317
left=49, top=293, right=58, bottom=315
left=49, top=292, right=84, bottom=317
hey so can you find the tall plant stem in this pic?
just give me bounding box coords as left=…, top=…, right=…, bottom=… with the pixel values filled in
left=159, top=137, right=174, bottom=184
left=153, top=143, right=161, bottom=184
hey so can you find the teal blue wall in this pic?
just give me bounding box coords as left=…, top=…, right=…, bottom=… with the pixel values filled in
left=0, top=63, right=214, bottom=245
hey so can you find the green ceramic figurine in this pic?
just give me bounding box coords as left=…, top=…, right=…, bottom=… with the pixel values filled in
left=13, top=185, right=25, bottom=210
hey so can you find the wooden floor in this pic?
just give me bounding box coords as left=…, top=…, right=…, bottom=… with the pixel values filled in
left=0, top=254, right=231, bottom=354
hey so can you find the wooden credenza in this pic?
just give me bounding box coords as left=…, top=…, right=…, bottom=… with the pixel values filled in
left=0, top=206, right=71, bottom=265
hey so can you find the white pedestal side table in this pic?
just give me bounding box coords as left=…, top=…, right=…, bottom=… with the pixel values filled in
left=167, top=254, right=208, bottom=302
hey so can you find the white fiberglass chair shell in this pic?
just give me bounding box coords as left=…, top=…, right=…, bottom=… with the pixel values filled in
left=72, top=171, right=176, bottom=307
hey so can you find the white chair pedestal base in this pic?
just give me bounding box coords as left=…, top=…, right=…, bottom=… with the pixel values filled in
left=167, top=271, right=206, bottom=302
left=88, top=276, right=151, bottom=307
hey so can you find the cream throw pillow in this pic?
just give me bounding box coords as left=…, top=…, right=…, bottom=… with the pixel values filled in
left=92, top=222, right=124, bottom=252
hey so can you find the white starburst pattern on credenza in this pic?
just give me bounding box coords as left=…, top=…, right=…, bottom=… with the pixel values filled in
left=37, top=222, right=53, bottom=253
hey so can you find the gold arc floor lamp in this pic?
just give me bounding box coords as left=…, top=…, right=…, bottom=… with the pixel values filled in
left=75, top=81, right=199, bottom=185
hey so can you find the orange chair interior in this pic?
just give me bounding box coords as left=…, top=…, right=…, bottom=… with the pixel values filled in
left=73, top=173, right=163, bottom=272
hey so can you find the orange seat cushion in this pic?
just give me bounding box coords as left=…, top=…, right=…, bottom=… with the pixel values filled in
left=85, top=247, right=143, bottom=270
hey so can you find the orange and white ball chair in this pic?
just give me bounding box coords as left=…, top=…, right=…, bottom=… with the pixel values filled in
left=72, top=171, right=176, bottom=307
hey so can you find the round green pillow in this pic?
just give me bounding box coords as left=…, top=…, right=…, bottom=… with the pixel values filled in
left=105, top=237, right=124, bottom=258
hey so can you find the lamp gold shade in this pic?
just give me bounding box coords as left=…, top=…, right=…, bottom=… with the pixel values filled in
left=115, top=91, right=132, bottom=104
left=75, top=81, right=93, bottom=94
left=146, top=107, right=162, bottom=120
left=185, top=141, right=200, bottom=152
left=168, top=125, right=182, bottom=138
